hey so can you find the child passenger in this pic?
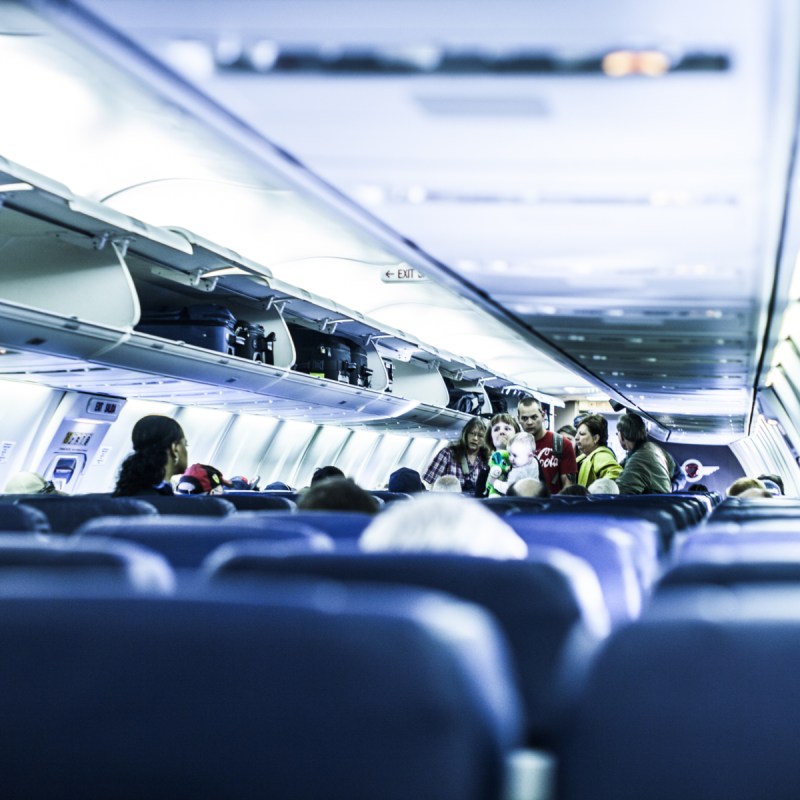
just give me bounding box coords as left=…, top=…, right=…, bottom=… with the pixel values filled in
left=491, top=432, right=541, bottom=496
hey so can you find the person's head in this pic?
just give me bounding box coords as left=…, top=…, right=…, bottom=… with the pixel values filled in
left=432, top=475, right=462, bottom=493
left=311, top=465, right=345, bottom=485
left=360, top=493, right=527, bottom=559
left=758, top=474, right=784, bottom=495
left=575, top=414, right=609, bottom=456
left=456, top=417, right=489, bottom=457
left=686, top=483, right=710, bottom=493
left=738, top=487, right=774, bottom=499
left=388, top=467, right=426, bottom=494
left=727, top=477, right=766, bottom=497
left=508, top=432, right=536, bottom=469
left=588, top=477, right=619, bottom=495
left=615, top=412, right=648, bottom=452
left=3, top=471, right=58, bottom=495
left=175, top=463, right=230, bottom=495
left=557, top=424, right=576, bottom=444
left=298, top=477, right=380, bottom=513
left=507, top=478, right=549, bottom=498
left=560, top=483, right=590, bottom=496
left=264, top=480, right=292, bottom=491
left=517, top=398, right=546, bottom=440
left=114, top=415, right=187, bottom=496
left=486, top=413, right=520, bottom=451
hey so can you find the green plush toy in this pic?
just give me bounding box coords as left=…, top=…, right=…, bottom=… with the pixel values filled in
left=486, top=449, right=511, bottom=496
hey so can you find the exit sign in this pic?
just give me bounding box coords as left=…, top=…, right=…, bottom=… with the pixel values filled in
left=381, top=264, right=427, bottom=282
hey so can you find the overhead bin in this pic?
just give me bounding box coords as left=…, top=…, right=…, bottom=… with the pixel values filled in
left=0, top=157, right=527, bottom=432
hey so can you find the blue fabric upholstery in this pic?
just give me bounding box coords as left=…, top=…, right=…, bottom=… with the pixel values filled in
left=0, top=502, right=51, bottom=533
left=0, top=533, right=173, bottom=593
left=141, top=494, right=236, bottom=516
left=558, top=585, right=800, bottom=800
left=220, top=492, right=296, bottom=511
left=709, top=497, right=800, bottom=523
left=75, top=514, right=333, bottom=568
left=206, top=545, right=604, bottom=746
left=241, top=510, right=375, bottom=540
left=504, top=514, right=658, bottom=623
left=16, top=496, right=157, bottom=534
left=0, top=580, right=522, bottom=800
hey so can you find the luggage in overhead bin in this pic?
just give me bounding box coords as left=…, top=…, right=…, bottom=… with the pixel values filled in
left=136, top=304, right=238, bottom=355
left=347, top=342, right=373, bottom=388
left=289, top=325, right=354, bottom=383
left=234, top=320, right=276, bottom=365
left=444, top=378, right=484, bottom=415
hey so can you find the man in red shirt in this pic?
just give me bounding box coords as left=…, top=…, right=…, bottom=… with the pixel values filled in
left=517, top=398, right=577, bottom=494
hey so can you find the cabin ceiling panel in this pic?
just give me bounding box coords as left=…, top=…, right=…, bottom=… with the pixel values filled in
left=8, top=0, right=800, bottom=442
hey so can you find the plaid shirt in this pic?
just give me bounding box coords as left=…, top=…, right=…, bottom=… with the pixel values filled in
left=423, top=446, right=488, bottom=490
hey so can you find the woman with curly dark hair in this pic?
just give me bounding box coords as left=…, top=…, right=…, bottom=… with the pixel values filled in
left=113, top=415, right=188, bottom=496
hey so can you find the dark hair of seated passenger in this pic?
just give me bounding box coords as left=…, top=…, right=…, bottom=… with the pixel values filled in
left=298, top=477, right=380, bottom=514
left=310, top=465, right=345, bottom=485
left=507, top=478, right=550, bottom=498
left=559, top=483, right=590, bottom=496
left=113, top=414, right=185, bottom=497
left=686, top=483, right=710, bottom=493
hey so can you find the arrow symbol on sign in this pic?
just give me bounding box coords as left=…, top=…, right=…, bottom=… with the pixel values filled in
left=385, top=270, right=395, bottom=279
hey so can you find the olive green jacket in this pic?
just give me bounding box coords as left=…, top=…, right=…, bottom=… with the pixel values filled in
left=615, top=441, right=675, bottom=494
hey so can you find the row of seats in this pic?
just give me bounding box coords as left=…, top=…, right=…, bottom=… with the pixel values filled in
left=1, top=491, right=798, bottom=798
left=0, top=571, right=522, bottom=800
left=560, top=495, right=800, bottom=799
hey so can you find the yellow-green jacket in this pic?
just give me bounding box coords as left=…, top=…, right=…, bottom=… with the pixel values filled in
left=577, top=446, right=623, bottom=487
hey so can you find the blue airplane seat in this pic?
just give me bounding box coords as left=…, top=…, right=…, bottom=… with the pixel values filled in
left=369, top=490, right=412, bottom=504
left=709, top=496, right=800, bottom=523
left=141, top=494, right=237, bottom=516
left=505, top=513, right=659, bottom=623
left=204, top=544, right=607, bottom=747
left=0, top=579, right=523, bottom=800
left=557, top=585, right=800, bottom=800
left=220, top=492, right=297, bottom=511
left=0, top=533, right=174, bottom=594
left=242, top=510, right=375, bottom=540
left=540, top=500, right=679, bottom=555
left=15, top=496, right=157, bottom=534
left=0, top=503, right=51, bottom=534
left=75, top=513, right=333, bottom=568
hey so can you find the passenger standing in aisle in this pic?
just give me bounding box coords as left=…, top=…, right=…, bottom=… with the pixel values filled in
left=480, top=413, right=520, bottom=497
left=575, top=414, right=623, bottom=487
left=113, top=415, right=188, bottom=496
left=423, top=417, right=490, bottom=495
left=614, top=412, right=675, bottom=494
left=517, top=398, right=577, bottom=494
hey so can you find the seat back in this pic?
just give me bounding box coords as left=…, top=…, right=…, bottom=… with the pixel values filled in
left=16, top=496, right=157, bottom=534
left=142, top=495, right=237, bottom=516
left=238, top=510, right=375, bottom=540
left=558, top=586, right=800, bottom=800
left=0, top=502, right=51, bottom=533
left=206, top=545, right=606, bottom=745
left=0, top=581, right=522, bottom=800
left=76, top=514, right=333, bottom=568
left=0, top=533, right=174, bottom=593
left=220, top=492, right=296, bottom=511
left=505, top=513, right=657, bottom=623
left=709, top=497, right=800, bottom=523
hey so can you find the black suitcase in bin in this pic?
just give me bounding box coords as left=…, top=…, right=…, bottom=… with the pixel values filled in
left=290, top=326, right=353, bottom=383
left=348, top=342, right=373, bottom=388
left=234, top=320, right=276, bottom=365
left=136, top=304, right=238, bottom=355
